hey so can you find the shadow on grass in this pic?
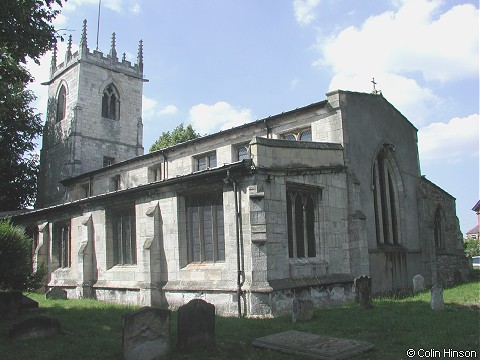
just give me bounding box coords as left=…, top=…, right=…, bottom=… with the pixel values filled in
left=0, top=287, right=478, bottom=360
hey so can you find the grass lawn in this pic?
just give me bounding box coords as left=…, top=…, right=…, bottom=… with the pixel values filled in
left=1, top=281, right=478, bottom=360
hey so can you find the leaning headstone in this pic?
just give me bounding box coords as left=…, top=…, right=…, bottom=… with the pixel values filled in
left=354, top=276, right=373, bottom=309
left=9, top=316, right=61, bottom=340
left=0, top=291, right=22, bottom=321
left=413, top=274, right=425, bottom=293
left=45, top=287, right=67, bottom=300
left=292, top=299, right=314, bottom=323
left=430, top=285, right=444, bottom=310
left=122, top=307, right=171, bottom=360
left=177, top=299, right=215, bottom=351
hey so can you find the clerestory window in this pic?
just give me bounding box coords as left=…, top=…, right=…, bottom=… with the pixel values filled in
left=102, top=84, right=120, bottom=120
left=195, top=152, right=217, bottom=171
left=283, top=128, right=312, bottom=142
left=56, top=85, right=67, bottom=122
left=287, top=185, right=317, bottom=258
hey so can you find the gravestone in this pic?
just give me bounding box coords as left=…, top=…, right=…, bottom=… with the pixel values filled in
left=292, top=299, right=314, bottom=323
left=0, top=291, right=22, bottom=321
left=21, top=295, right=39, bottom=310
left=9, top=316, right=61, bottom=340
left=122, top=307, right=171, bottom=360
left=45, top=287, right=67, bottom=300
left=354, top=276, right=373, bottom=309
left=430, top=285, right=444, bottom=310
left=413, top=274, right=425, bottom=293
left=253, top=330, right=375, bottom=359
left=177, top=299, right=215, bottom=351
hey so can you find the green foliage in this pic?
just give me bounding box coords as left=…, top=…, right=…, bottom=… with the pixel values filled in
left=0, top=0, right=64, bottom=210
left=464, top=238, right=480, bottom=257
left=0, top=282, right=478, bottom=359
left=0, top=220, right=44, bottom=291
left=150, top=123, right=200, bottom=152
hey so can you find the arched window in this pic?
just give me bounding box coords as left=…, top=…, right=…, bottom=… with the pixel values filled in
left=102, top=84, right=120, bottom=120
left=434, top=207, right=445, bottom=249
left=56, top=85, right=67, bottom=122
left=373, top=145, right=400, bottom=245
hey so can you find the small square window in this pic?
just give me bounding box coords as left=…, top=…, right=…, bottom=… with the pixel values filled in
left=234, top=144, right=249, bottom=161
left=110, top=175, right=121, bottom=191
left=148, top=164, right=162, bottom=182
left=103, top=156, right=115, bottom=167
left=195, top=152, right=217, bottom=171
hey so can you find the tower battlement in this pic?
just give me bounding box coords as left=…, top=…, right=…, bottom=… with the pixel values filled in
left=45, top=19, right=145, bottom=85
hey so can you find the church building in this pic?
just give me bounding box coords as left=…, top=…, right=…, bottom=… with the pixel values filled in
left=9, top=23, right=469, bottom=317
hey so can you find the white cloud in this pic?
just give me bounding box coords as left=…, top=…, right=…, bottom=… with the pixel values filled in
left=293, top=0, right=321, bottom=26
left=189, top=102, right=254, bottom=135
left=316, top=0, right=478, bottom=126
left=418, top=114, right=479, bottom=164
left=142, top=96, right=177, bottom=120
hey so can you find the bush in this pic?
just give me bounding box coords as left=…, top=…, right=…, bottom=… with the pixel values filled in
left=0, top=220, right=44, bottom=291
left=464, top=238, right=480, bottom=257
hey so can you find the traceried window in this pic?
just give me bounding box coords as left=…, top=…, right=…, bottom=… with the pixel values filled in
left=186, top=191, right=225, bottom=263
left=102, top=84, right=120, bottom=120
left=56, top=85, right=67, bottom=122
left=287, top=186, right=317, bottom=258
left=195, top=152, right=217, bottom=171
left=373, top=145, right=400, bottom=245
left=108, top=206, right=136, bottom=266
left=283, top=128, right=312, bottom=142
left=434, top=207, right=445, bottom=249
left=234, top=144, right=249, bottom=161
left=53, top=220, right=70, bottom=268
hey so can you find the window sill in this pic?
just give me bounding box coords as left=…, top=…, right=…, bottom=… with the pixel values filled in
left=182, top=261, right=226, bottom=270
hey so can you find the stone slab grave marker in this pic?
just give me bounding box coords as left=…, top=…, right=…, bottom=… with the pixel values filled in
left=122, top=306, right=171, bottom=360
left=9, top=316, right=61, bottom=340
left=354, top=275, right=373, bottom=309
left=430, top=285, right=444, bottom=310
left=0, top=291, right=22, bottom=321
left=177, top=299, right=215, bottom=351
left=413, top=274, right=425, bottom=293
left=253, top=330, right=375, bottom=359
left=292, top=299, right=314, bottom=323
left=45, top=287, right=67, bottom=300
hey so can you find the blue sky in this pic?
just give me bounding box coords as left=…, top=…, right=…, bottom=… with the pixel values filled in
left=27, top=0, right=479, bottom=234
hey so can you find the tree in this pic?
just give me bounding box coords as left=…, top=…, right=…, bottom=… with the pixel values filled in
left=150, top=123, right=201, bottom=152
left=0, top=220, right=44, bottom=291
left=464, top=238, right=480, bottom=257
left=0, top=0, right=63, bottom=210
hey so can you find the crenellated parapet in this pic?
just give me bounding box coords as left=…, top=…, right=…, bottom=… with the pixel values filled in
left=46, top=19, right=145, bottom=84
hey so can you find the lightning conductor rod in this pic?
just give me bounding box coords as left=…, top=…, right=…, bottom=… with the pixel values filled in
left=96, top=0, right=102, bottom=50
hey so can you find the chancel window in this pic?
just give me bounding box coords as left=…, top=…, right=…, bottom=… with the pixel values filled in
left=434, top=207, right=445, bottom=249
left=186, top=191, right=225, bottom=263
left=287, top=186, right=317, bottom=258
left=195, top=152, right=217, bottom=171
left=108, top=206, right=136, bottom=266
left=53, top=220, right=70, bottom=268
left=56, top=85, right=67, bottom=122
left=102, top=84, right=120, bottom=120
left=283, top=128, right=312, bottom=142
left=373, top=145, right=400, bottom=245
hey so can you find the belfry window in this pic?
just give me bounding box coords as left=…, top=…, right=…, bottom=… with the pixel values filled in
left=102, top=84, right=120, bottom=120
left=373, top=145, right=400, bottom=245
left=56, top=85, right=67, bottom=122
left=287, top=185, right=317, bottom=258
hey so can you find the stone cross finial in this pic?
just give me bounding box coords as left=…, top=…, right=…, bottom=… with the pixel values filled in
left=80, top=19, right=88, bottom=49
left=109, top=32, right=118, bottom=61
left=371, top=77, right=381, bottom=95
left=50, top=41, right=57, bottom=74
left=65, top=35, right=73, bottom=62
left=122, top=52, right=126, bottom=62
left=137, top=39, right=144, bottom=73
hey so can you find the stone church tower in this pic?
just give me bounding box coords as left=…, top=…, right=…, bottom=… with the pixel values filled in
left=37, top=20, right=146, bottom=208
